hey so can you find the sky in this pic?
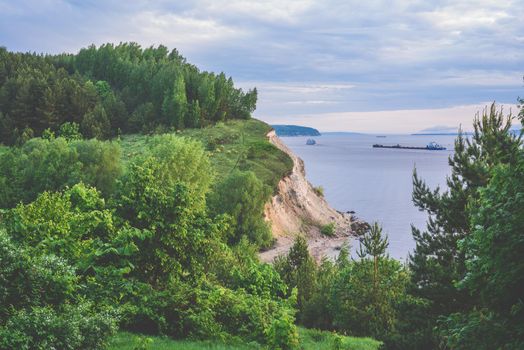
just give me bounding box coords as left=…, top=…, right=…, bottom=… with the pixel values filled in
left=1, top=0, right=523, bottom=132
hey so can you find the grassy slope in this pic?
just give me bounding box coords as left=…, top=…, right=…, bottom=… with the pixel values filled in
left=119, top=119, right=294, bottom=193
left=109, top=328, right=382, bottom=350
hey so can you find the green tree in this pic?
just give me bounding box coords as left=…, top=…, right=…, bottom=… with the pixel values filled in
left=208, top=170, right=272, bottom=247
left=59, top=121, right=82, bottom=141
left=357, top=222, right=389, bottom=292
left=329, top=257, right=409, bottom=340
left=0, top=137, right=122, bottom=208
left=145, top=134, right=213, bottom=208
left=274, top=235, right=317, bottom=321
left=81, top=103, right=110, bottom=139
left=438, top=152, right=524, bottom=349
left=116, top=136, right=215, bottom=286
left=405, top=103, right=522, bottom=347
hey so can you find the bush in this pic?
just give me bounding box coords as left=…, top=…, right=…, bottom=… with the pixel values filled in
left=313, top=186, right=324, bottom=197
left=0, top=231, right=118, bottom=350
left=59, top=122, right=82, bottom=141
left=266, top=311, right=300, bottom=350
left=208, top=170, right=272, bottom=248
left=0, top=137, right=122, bottom=208
left=121, top=280, right=296, bottom=346
left=0, top=231, right=77, bottom=318
left=320, top=223, right=335, bottom=236
left=0, top=303, right=117, bottom=350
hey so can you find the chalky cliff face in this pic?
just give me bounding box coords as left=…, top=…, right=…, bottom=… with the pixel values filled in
left=261, top=130, right=356, bottom=262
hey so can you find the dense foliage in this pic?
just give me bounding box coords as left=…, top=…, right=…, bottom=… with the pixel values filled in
left=0, top=134, right=297, bottom=349
left=0, top=136, right=122, bottom=207
left=275, top=227, right=411, bottom=345
left=209, top=170, right=272, bottom=248
left=393, top=103, right=524, bottom=349
left=0, top=43, right=257, bottom=144
left=437, top=143, right=524, bottom=349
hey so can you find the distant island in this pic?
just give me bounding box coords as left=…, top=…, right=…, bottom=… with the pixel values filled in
left=272, top=125, right=321, bottom=137
left=412, top=125, right=460, bottom=135
left=411, top=125, right=476, bottom=136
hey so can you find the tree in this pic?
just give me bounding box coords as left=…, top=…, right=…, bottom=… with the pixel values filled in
left=438, top=151, right=524, bottom=350
left=81, top=103, right=110, bottom=139
left=144, top=134, right=213, bottom=208
left=329, top=257, right=409, bottom=340
left=208, top=170, right=272, bottom=247
left=357, top=222, right=389, bottom=292
left=405, top=103, right=522, bottom=347
left=116, top=136, right=215, bottom=286
left=0, top=43, right=256, bottom=141
left=274, top=235, right=317, bottom=320
left=0, top=137, right=122, bottom=208
left=59, top=121, right=82, bottom=141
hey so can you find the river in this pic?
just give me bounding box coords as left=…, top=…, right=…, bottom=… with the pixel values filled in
left=280, top=133, right=456, bottom=260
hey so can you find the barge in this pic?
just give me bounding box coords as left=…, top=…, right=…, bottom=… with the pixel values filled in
left=373, top=141, right=446, bottom=150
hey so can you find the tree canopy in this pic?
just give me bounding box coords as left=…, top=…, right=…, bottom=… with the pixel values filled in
left=0, top=43, right=257, bottom=145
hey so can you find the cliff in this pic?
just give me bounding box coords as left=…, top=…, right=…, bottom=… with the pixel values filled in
left=260, top=130, right=357, bottom=262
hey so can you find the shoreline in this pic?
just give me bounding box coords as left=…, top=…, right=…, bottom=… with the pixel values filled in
left=260, top=130, right=366, bottom=263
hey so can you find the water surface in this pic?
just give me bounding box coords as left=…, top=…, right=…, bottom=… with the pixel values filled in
left=281, top=134, right=455, bottom=260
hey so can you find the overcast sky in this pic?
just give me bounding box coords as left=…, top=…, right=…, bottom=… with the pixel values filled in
left=1, top=0, right=522, bottom=132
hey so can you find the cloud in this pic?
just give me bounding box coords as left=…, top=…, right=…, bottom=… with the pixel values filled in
left=0, top=0, right=522, bottom=131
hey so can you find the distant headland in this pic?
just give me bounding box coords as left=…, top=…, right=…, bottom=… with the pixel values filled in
left=272, top=125, right=321, bottom=137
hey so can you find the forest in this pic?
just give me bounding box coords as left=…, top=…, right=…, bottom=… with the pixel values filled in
left=0, top=43, right=257, bottom=145
left=0, top=43, right=523, bottom=350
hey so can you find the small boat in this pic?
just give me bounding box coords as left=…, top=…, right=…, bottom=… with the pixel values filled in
left=373, top=141, right=446, bottom=150
left=376, top=135, right=387, bottom=138
left=306, top=139, right=316, bottom=145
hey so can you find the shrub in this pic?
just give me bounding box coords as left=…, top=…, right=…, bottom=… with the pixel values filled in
left=0, top=303, right=117, bottom=350
left=121, top=280, right=296, bottom=346
left=0, top=231, right=77, bottom=318
left=59, top=122, right=82, bottom=141
left=313, top=185, right=324, bottom=197
left=208, top=170, right=272, bottom=248
left=266, top=311, right=300, bottom=350
left=0, top=137, right=122, bottom=208
left=320, top=222, right=335, bottom=236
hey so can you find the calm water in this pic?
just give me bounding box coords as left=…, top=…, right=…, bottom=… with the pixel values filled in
left=281, top=134, right=456, bottom=260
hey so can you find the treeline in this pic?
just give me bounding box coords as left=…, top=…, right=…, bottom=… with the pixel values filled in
left=0, top=43, right=257, bottom=145
left=274, top=102, right=524, bottom=349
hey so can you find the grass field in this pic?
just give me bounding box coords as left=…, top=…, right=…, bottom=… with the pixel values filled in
left=119, top=119, right=293, bottom=193
left=109, top=327, right=382, bottom=350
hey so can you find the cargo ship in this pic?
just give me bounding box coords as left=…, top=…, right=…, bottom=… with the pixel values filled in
left=373, top=141, right=446, bottom=150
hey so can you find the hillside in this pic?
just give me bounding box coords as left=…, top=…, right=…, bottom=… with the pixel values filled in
left=0, top=42, right=386, bottom=350
left=120, top=118, right=356, bottom=260
left=120, top=119, right=293, bottom=193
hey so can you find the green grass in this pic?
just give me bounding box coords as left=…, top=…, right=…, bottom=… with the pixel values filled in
left=119, top=119, right=293, bottom=193
left=108, top=328, right=382, bottom=350
left=108, top=332, right=259, bottom=350
left=299, top=328, right=381, bottom=350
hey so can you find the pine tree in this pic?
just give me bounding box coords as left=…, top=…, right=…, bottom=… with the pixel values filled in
left=357, top=222, right=388, bottom=292
left=406, top=103, right=522, bottom=346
